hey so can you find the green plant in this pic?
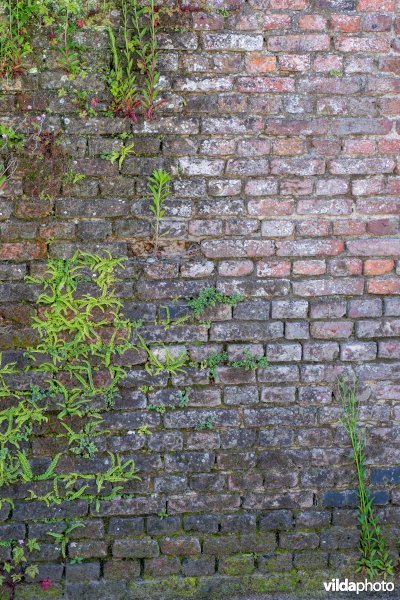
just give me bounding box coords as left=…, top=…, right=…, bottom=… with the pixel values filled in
left=231, top=350, right=268, bottom=371
left=148, top=402, right=167, bottom=414
left=329, top=69, right=343, bottom=77
left=47, top=521, right=84, bottom=559
left=158, top=507, right=168, bottom=519
left=101, top=141, right=135, bottom=170
left=0, top=0, right=47, bottom=78
left=202, top=351, right=228, bottom=381
left=178, top=388, right=190, bottom=408
left=187, top=287, right=243, bottom=317
left=148, top=168, right=172, bottom=255
left=137, top=424, right=151, bottom=435
left=107, top=0, right=139, bottom=119
left=337, top=377, right=394, bottom=579
left=107, top=0, right=162, bottom=119
left=73, top=90, right=98, bottom=117
left=0, top=538, right=40, bottom=600
left=63, top=168, right=86, bottom=184
left=195, top=416, right=215, bottom=430
left=25, top=251, right=136, bottom=456
left=52, top=0, right=86, bottom=77
left=0, top=118, right=28, bottom=190
left=130, top=0, right=161, bottom=119
left=139, top=338, right=189, bottom=376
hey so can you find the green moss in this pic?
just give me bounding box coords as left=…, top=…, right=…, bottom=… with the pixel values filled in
left=129, top=572, right=330, bottom=600
left=13, top=584, right=63, bottom=600
left=130, top=576, right=198, bottom=599
left=219, top=554, right=255, bottom=575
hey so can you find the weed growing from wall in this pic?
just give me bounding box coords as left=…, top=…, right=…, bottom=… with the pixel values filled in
left=0, top=0, right=46, bottom=78
left=26, top=250, right=136, bottom=457
left=107, top=0, right=162, bottom=120
left=0, top=252, right=270, bottom=594
left=337, top=378, right=394, bottom=579
left=148, top=168, right=172, bottom=255
left=0, top=538, right=41, bottom=600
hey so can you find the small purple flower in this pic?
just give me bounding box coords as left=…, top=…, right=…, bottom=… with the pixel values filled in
left=27, top=105, right=32, bottom=110
left=18, top=539, right=24, bottom=545
left=1, top=134, right=7, bottom=139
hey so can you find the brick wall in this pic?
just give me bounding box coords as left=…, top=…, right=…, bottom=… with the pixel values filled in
left=1, top=0, right=400, bottom=597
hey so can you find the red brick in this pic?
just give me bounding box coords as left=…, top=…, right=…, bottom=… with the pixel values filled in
left=379, top=340, right=400, bottom=358
left=273, top=138, right=305, bottom=155
left=228, top=13, right=261, bottom=31
left=160, top=537, right=201, bottom=556
left=378, top=139, right=400, bottom=154
left=296, top=220, right=330, bottom=237
left=0, top=242, right=46, bottom=260
left=352, top=177, right=385, bottom=196
left=367, top=279, right=400, bottom=294
left=245, top=54, right=277, bottom=73
left=333, top=220, right=366, bottom=236
left=237, top=139, right=271, bottom=157
left=268, top=35, right=330, bottom=52
left=347, top=239, right=400, bottom=256
left=312, top=139, right=341, bottom=156
left=192, top=13, right=224, bottom=30
left=276, top=239, right=344, bottom=257
left=202, top=239, right=274, bottom=258
left=219, top=260, right=254, bottom=276
left=257, top=260, right=291, bottom=277
left=245, top=179, right=277, bottom=196
left=299, top=15, right=327, bottom=30
left=380, top=98, right=400, bottom=115
left=310, top=321, right=353, bottom=339
left=248, top=200, right=294, bottom=216
left=367, top=219, right=398, bottom=236
left=299, top=77, right=360, bottom=95
left=268, top=0, right=308, bottom=7
left=203, top=33, right=264, bottom=51
left=297, top=198, right=352, bottom=216
left=358, top=0, right=394, bottom=9
left=362, top=15, right=392, bottom=32
left=387, top=178, right=400, bottom=194
left=329, top=158, right=395, bottom=175
left=293, top=260, right=326, bottom=275
left=293, top=279, right=364, bottom=297
left=266, top=119, right=328, bottom=136
left=329, top=258, right=363, bottom=276
left=356, top=199, right=400, bottom=215
left=189, top=220, right=223, bottom=237
left=236, top=77, right=295, bottom=93
left=317, top=97, right=347, bottom=115
left=330, top=15, right=360, bottom=32
left=316, top=179, right=349, bottom=196
left=313, top=55, right=342, bottom=72
left=280, top=179, right=313, bottom=196
left=343, top=140, right=375, bottom=155
left=263, top=14, right=292, bottom=30
left=364, top=259, right=394, bottom=276
left=367, top=77, right=400, bottom=93
left=335, top=37, right=390, bottom=53
left=271, top=158, right=325, bottom=176
left=279, top=54, right=311, bottom=72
